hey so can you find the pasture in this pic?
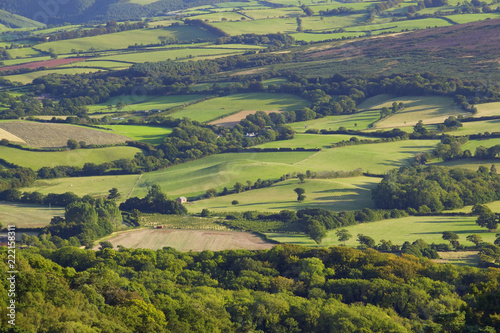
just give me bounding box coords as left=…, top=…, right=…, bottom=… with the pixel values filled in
left=461, top=138, right=500, bottom=152
left=288, top=109, right=381, bottom=132
left=212, top=18, right=298, bottom=35
left=188, top=176, right=379, bottom=213
left=267, top=215, right=498, bottom=247
left=94, top=228, right=274, bottom=251
left=345, top=17, right=453, bottom=35
left=445, top=13, right=500, bottom=24
left=86, top=94, right=208, bottom=113
left=474, top=101, right=500, bottom=117
left=302, top=14, right=369, bottom=31
left=169, top=93, right=310, bottom=123
left=97, top=125, right=172, bottom=144
left=0, top=121, right=129, bottom=148
left=371, top=96, right=466, bottom=128
left=255, top=133, right=374, bottom=149
left=34, top=26, right=218, bottom=54
left=0, top=146, right=141, bottom=170
left=291, top=32, right=365, bottom=42
left=431, top=159, right=500, bottom=173
left=456, top=119, right=500, bottom=136
left=4, top=68, right=105, bottom=84
left=0, top=201, right=64, bottom=228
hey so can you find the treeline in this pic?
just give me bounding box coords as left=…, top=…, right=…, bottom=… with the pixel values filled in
left=6, top=244, right=500, bottom=331
left=372, top=165, right=500, bottom=212
left=120, top=184, right=187, bottom=215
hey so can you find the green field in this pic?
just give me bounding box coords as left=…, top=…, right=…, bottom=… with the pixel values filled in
left=212, top=18, right=298, bottom=35
left=445, top=13, right=500, bottom=24
left=302, top=14, right=369, bottom=31
left=190, top=11, right=247, bottom=22
left=188, top=176, right=379, bottom=213
left=98, top=125, right=172, bottom=144
left=461, top=138, right=500, bottom=151
left=267, top=215, right=498, bottom=247
left=169, top=93, right=310, bottom=122
left=242, top=7, right=303, bottom=19
left=5, top=68, right=105, bottom=84
left=0, top=201, right=64, bottom=228
left=345, top=17, right=453, bottom=35
left=34, top=26, right=218, bottom=54
left=289, top=109, right=381, bottom=132
left=372, top=96, right=465, bottom=128
left=0, top=146, right=141, bottom=170
left=431, top=159, right=500, bottom=172
left=474, top=101, right=500, bottom=117
left=291, top=32, right=365, bottom=42
left=456, top=119, right=500, bottom=135
left=255, top=133, right=373, bottom=149
left=6, top=47, right=44, bottom=58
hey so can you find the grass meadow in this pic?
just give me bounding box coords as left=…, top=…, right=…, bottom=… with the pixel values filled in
left=0, top=201, right=64, bottom=228
left=255, top=134, right=374, bottom=149
left=0, top=146, right=142, bottom=170
left=169, top=93, right=310, bottom=122
left=456, top=119, right=500, bottom=135
left=267, top=215, right=498, bottom=247
left=212, top=18, right=298, bottom=35
left=5, top=68, right=105, bottom=84
left=97, top=125, right=172, bottom=144
left=474, top=101, right=500, bottom=117
left=188, top=176, right=379, bottom=213
left=289, top=109, right=381, bottom=132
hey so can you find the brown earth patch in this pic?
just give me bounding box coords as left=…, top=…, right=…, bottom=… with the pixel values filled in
left=94, top=228, right=275, bottom=252
left=0, top=57, right=87, bottom=72
left=0, top=121, right=129, bottom=148
left=209, top=110, right=283, bottom=127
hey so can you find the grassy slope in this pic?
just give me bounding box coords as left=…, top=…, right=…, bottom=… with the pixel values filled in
left=0, top=146, right=141, bottom=170
left=255, top=134, right=373, bottom=149
left=0, top=201, right=64, bottom=228
left=289, top=109, right=381, bottom=133
left=97, top=125, right=172, bottom=144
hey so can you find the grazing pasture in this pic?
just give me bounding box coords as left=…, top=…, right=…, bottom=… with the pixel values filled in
left=255, top=134, right=373, bottom=149
left=456, top=119, right=500, bottom=135
left=267, top=215, right=498, bottom=247
left=0, top=146, right=141, bottom=170
left=5, top=68, right=105, bottom=84
left=0, top=121, right=129, bottom=148
left=95, top=228, right=274, bottom=251
left=188, top=176, right=379, bottom=213
left=0, top=201, right=64, bottom=228
left=212, top=18, right=298, bottom=35
left=209, top=110, right=282, bottom=127
left=169, top=93, right=310, bottom=122
left=289, top=109, right=382, bottom=132
left=474, top=101, right=500, bottom=117
left=97, top=125, right=172, bottom=144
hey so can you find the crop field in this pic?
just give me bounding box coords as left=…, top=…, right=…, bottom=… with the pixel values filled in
left=34, top=26, right=218, bottom=54
left=255, top=134, right=374, bottom=149
left=357, top=94, right=398, bottom=110
left=97, top=125, right=172, bottom=144
left=209, top=110, right=283, bottom=127
left=0, top=146, right=141, bottom=170
left=95, top=228, right=274, bottom=251
left=371, top=96, right=466, bottom=128
left=71, top=60, right=132, bottom=69
left=96, top=47, right=245, bottom=63
left=141, top=214, right=227, bottom=230
left=310, top=2, right=379, bottom=12
left=289, top=109, right=381, bottom=132
left=5, top=68, right=105, bottom=84
left=456, top=119, right=500, bottom=135
left=267, top=215, right=498, bottom=247
left=188, top=176, right=379, bottom=213
left=242, top=8, right=303, bottom=19
left=0, top=202, right=64, bottom=228
left=169, top=93, right=310, bottom=123
left=474, top=101, right=500, bottom=117
left=0, top=121, right=129, bottom=148
left=86, top=94, right=208, bottom=113
left=0, top=127, right=25, bottom=144
left=0, top=57, right=87, bottom=72
left=2, top=56, right=51, bottom=67
left=212, top=18, right=298, bottom=35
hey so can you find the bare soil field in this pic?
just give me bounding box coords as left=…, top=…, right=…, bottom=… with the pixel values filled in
left=0, top=121, right=129, bottom=148
left=0, top=57, right=87, bottom=72
left=96, top=228, right=275, bottom=252
left=209, top=110, right=282, bottom=127
left=0, top=127, right=26, bottom=144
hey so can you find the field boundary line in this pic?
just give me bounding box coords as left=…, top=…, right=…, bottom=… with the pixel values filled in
left=292, top=150, right=321, bottom=165
left=127, top=173, right=143, bottom=199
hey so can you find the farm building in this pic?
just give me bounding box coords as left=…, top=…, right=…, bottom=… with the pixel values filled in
left=176, top=196, right=187, bottom=204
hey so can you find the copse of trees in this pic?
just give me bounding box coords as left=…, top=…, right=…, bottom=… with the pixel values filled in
left=120, top=184, right=187, bottom=215
left=372, top=165, right=500, bottom=212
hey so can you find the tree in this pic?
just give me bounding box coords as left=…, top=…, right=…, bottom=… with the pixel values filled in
left=108, top=188, right=120, bottom=200
left=231, top=200, right=239, bottom=205
left=67, top=139, right=79, bottom=150
left=442, top=231, right=459, bottom=248
left=99, top=241, right=113, bottom=250
left=205, top=188, right=217, bottom=198
left=466, top=234, right=483, bottom=247
left=357, top=234, right=375, bottom=248
left=297, top=174, right=305, bottom=183
left=335, top=229, right=352, bottom=246
left=308, top=220, right=326, bottom=244
left=476, top=210, right=498, bottom=232
left=234, top=182, right=245, bottom=193
left=200, top=209, right=210, bottom=217
left=294, top=188, right=305, bottom=202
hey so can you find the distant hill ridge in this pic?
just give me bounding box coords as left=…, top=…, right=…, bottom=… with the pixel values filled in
left=0, top=0, right=228, bottom=24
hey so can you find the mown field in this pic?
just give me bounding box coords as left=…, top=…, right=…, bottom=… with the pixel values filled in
left=0, top=201, right=64, bottom=228
left=94, top=228, right=274, bottom=251
left=289, top=109, right=381, bottom=133
left=0, top=146, right=141, bottom=170
left=267, top=215, right=498, bottom=247
left=474, top=101, right=500, bottom=117
left=169, top=93, right=310, bottom=123
left=456, top=119, right=500, bottom=135
left=255, top=133, right=374, bottom=149
left=188, top=176, right=379, bottom=213
left=97, top=125, right=172, bottom=144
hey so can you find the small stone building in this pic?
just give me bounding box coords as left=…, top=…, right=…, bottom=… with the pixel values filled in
left=176, top=196, right=187, bottom=204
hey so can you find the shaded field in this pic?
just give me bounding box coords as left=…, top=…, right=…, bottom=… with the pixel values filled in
left=255, top=133, right=373, bottom=149
left=371, top=96, right=466, bottom=128
left=289, top=109, right=381, bottom=133
left=474, top=101, right=500, bottom=117
left=27, top=140, right=436, bottom=199
left=433, top=251, right=479, bottom=266
left=95, top=228, right=275, bottom=251
left=456, top=119, right=500, bottom=135
left=5, top=68, right=105, bottom=84
left=86, top=94, right=208, bottom=113
left=431, top=159, right=500, bottom=173
left=35, top=26, right=218, bottom=54
left=97, top=125, right=172, bottom=144
left=0, top=146, right=141, bottom=170
left=0, top=121, right=129, bottom=148
left=209, top=110, right=282, bottom=127
left=188, top=176, right=379, bottom=213
left=169, top=93, right=310, bottom=123
left=445, top=13, right=500, bottom=24
left=267, top=215, right=498, bottom=247
left=0, top=201, right=64, bottom=228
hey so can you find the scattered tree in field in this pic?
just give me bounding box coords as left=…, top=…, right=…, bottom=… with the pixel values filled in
left=308, top=220, right=326, bottom=244
left=201, top=209, right=210, bottom=217
left=336, top=229, right=352, bottom=246
left=474, top=205, right=498, bottom=232
left=234, top=182, right=245, bottom=193
left=99, top=241, right=113, bottom=250
left=298, top=173, right=305, bottom=183
left=357, top=234, right=375, bottom=248
left=442, top=231, right=460, bottom=248
left=67, top=139, right=79, bottom=150
left=294, top=188, right=306, bottom=202
left=116, top=101, right=126, bottom=110
left=466, top=234, right=483, bottom=247
left=231, top=200, right=239, bottom=205
left=108, top=188, right=120, bottom=200
left=205, top=188, right=217, bottom=198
